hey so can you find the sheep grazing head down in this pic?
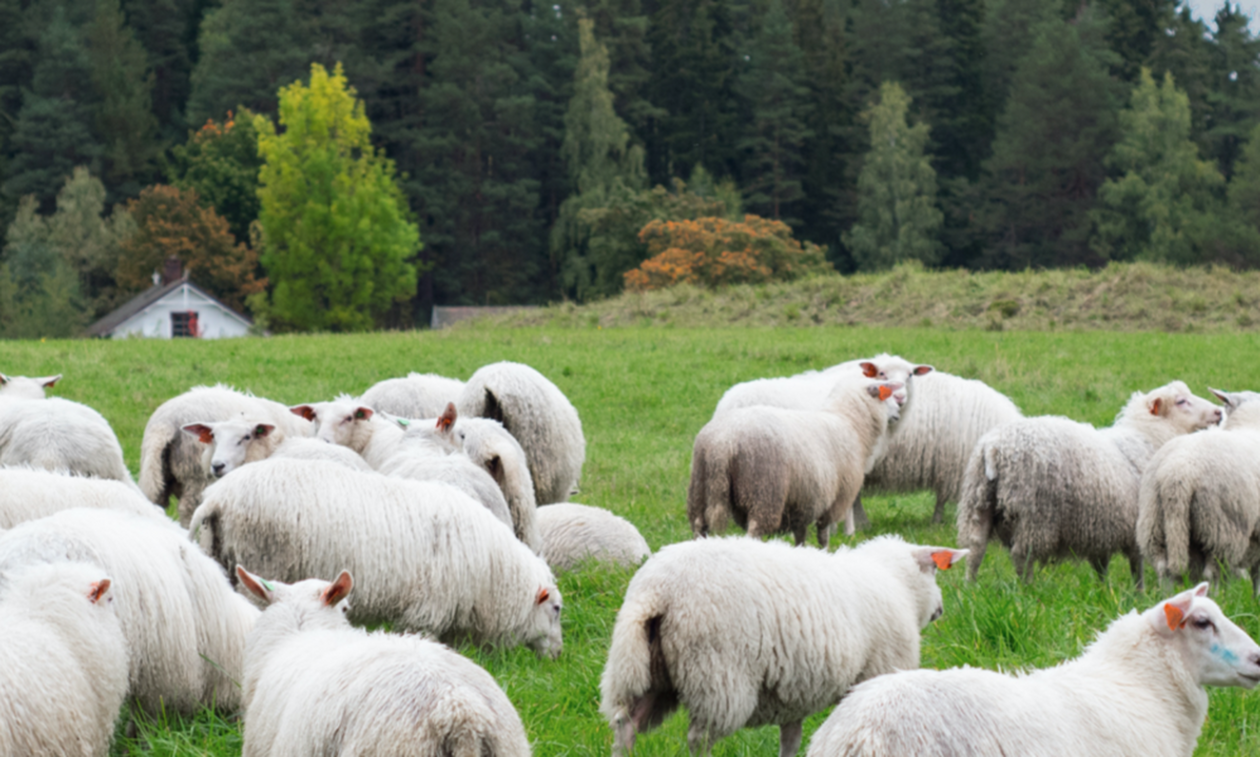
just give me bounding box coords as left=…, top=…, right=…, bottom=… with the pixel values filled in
left=1148, top=583, right=1260, bottom=689
left=291, top=400, right=376, bottom=451
left=1142, top=380, right=1222, bottom=432
left=183, top=418, right=276, bottom=478
left=236, top=566, right=354, bottom=629
left=528, top=584, right=564, bottom=660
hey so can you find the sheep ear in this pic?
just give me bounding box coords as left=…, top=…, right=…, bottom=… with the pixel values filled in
left=38, top=374, right=61, bottom=388
left=1193, top=581, right=1209, bottom=597
left=867, top=384, right=890, bottom=401
left=914, top=547, right=968, bottom=573
left=182, top=423, right=215, bottom=444
left=353, top=407, right=374, bottom=421
left=321, top=571, right=353, bottom=606
left=1148, top=396, right=1165, bottom=416
left=1209, top=388, right=1236, bottom=409
left=859, top=362, right=878, bottom=378
left=436, top=402, right=457, bottom=432
left=236, top=566, right=275, bottom=603
left=87, top=579, right=110, bottom=604
left=536, top=587, right=550, bottom=605
left=253, top=424, right=275, bottom=438
left=291, top=405, right=317, bottom=422
left=913, top=365, right=934, bottom=376
left=1160, top=590, right=1199, bottom=631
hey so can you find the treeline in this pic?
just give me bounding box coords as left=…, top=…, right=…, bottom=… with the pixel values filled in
left=2, top=0, right=1260, bottom=327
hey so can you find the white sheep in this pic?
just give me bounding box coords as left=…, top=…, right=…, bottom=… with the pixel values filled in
left=536, top=502, right=650, bottom=572
left=0, top=372, right=61, bottom=398
left=0, top=561, right=129, bottom=757
left=458, top=361, right=585, bottom=504
left=958, top=381, right=1222, bottom=584
left=806, top=583, right=1260, bottom=757
left=190, top=457, right=564, bottom=657
left=600, top=535, right=968, bottom=757
left=0, top=508, right=259, bottom=714
left=0, top=395, right=136, bottom=487
left=359, top=372, right=466, bottom=419
left=1138, top=389, right=1260, bottom=593
left=140, top=384, right=314, bottom=526
left=456, top=416, right=542, bottom=552
left=0, top=466, right=164, bottom=527
left=687, top=376, right=902, bottom=547
left=235, top=567, right=531, bottom=757
left=181, top=416, right=371, bottom=479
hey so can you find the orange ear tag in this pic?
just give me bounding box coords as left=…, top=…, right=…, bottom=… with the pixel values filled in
left=878, top=386, right=894, bottom=402
left=931, top=551, right=952, bottom=570
left=1164, top=603, right=1187, bottom=631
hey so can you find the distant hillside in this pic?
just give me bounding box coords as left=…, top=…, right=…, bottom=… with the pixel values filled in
left=467, top=262, right=1260, bottom=333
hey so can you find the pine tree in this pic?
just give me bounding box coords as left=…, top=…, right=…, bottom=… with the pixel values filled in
left=254, top=63, right=420, bottom=331
left=552, top=14, right=646, bottom=300
left=2, top=6, right=102, bottom=213
left=734, top=0, right=812, bottom=224
left=977, top=10, right=1121, bottom=269
left=980, top=0, right=1059, bottom=126
left=119, top=0, right=199, bottom=140
left=1093, top=69, right=1225, bottom=264
left=1203, top=4, right=1260, bottom=179
left=792, top=0, right=849, bottom=252
left=585, top=0, right=658, bottom=143
left=1095, top=0, right=1178, bottom=81
left=85, top=0, right=161, bottom=201
left=843, top=81, right=942, bottom=271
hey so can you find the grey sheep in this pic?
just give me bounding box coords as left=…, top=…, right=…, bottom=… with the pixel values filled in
left=958, top=381, right=1221, bottom=584
left=687, top=375, right=901, bottom=547
left=1137, top=389, right=1260, bottom=593
left=458, top=361, right=585, bottom=504
left=536, top=502, right=650, bottom=572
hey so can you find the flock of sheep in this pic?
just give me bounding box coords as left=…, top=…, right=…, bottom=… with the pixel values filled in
left=1, top=349, right=1259, bottom=756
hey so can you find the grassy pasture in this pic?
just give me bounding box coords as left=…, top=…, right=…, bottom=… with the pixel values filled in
left=4, top=325, right=1260, bottom=756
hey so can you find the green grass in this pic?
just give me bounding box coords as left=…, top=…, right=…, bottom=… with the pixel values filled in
left=5, top=326, right=1260, bottom=756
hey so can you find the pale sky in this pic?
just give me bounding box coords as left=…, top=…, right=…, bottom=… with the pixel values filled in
left=1182, top=1, right=1260, bottom=31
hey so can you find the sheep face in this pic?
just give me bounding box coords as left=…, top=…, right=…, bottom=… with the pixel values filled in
left=183, top=418, right=276, bottom=478
left=1145, top=381, right=1222, bottom=432
left=908, top=546, right=969, bottom=626
left=292, top=401, right=376, bottom=453
left=0, top=373, right=61, bottom=399
left=527, top=585, right=564, bottom=660
left=858, top=356, right=933, bottom=407
left=237, top=566, right=354, bottom=629
left=1146, top=583, right=1260, bottom=689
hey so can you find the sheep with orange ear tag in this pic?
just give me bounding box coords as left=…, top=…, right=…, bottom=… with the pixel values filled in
left=236, top=567, right=532, bottom=757
left=806, top=582, right=1260, bottom=757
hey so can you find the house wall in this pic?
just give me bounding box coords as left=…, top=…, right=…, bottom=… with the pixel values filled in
left=109, top=287, right=250, bottom=339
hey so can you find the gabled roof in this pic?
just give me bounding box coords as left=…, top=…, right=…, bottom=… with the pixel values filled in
left=85, top=275, right=252, bottom=337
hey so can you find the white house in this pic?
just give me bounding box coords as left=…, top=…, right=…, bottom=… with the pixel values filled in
left=87, top=274, right=252, bottom=339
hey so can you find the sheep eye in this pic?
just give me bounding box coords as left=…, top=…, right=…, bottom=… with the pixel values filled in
left=1193, top=616, right=1213, bottom=630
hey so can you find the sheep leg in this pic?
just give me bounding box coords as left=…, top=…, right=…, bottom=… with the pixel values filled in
left=1088, top=555, right=1111, bottom=582
left=848, top=494, right=870, bottom=533
left=1127, top=551, right=1144, bottom=590
left=931, top=492, right=947, bottom=524
left=778, top=721, right=803, bottom=757
left=1251, top=563, right=1260, bottom=600
left=1010, top=543, right=1035, bottom=583
left=687, top=722, right=714, bottom=757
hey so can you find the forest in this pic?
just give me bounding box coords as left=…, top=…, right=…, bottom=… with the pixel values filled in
left=3, top=0, right=1260, bottom=333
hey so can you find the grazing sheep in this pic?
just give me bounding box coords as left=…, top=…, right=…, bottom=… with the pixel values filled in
left=862, top=370, right=1024, bottom=525
left=360, top=372, right=466, bottom=419
left=958, top=381, right=1222, bottom=584
left=806, top=583, right=1260, bottom=757
left=687, top=376, right=902, bottom=547
left=140, top=384, right=314, bottom=526
left=236, top=568, right=531, bottom=757
left=182, top=417, right=371, bottom=480
left=458, top=361, right=585, bottom=504
left=0, top=467, right=165, bottom=527
left=0, top=372, right=60, bottom=398
left=0, top=396, right=135, bottom=487
left=536, top=503, right=650, bottom=572
left=0, top=508, right=259, bottom=714
left=377, top=433, right=515, bottom=532
left=1138, top=389, right=1260, bottom=593
left=0, top=561, right=129, bottom=757
left=457, top=416, right=542, bottom=552
left=601, top=535, right=968, bottom=757
left=190, top=458, right=564, bottom=657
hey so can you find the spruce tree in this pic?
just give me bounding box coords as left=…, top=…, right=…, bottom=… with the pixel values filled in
left=1093, top=69, right=1225, bottom=264
left=1095, top=0, right=1178, bottom=81
left=120, top=0, right=199, bottom=140
left=734, top=0, right=811, bottom=224
left=792, top=0, right=849, bottom=251
left=1203, top=4, right=1260, bottom=179
left=843, top=81, right=942, bottom=271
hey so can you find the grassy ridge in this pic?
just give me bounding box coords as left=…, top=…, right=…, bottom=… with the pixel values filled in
left=478, top=262, right=1260, bottom=334
left=4, top=326, right=1260, bottom=756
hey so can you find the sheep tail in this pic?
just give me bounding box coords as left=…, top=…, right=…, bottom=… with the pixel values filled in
left=439, top=700, right=502, bottom=757
left=687, top=442, right=728, bottom=538
left=956, top=440, right=997, bottom=581
left=139, top=420, right=178, bottom=506
left=188, top=499, right=225, bottom=574
left=1150, top=471, right=1195, bottom=579
left=601, top=590, right=678, bottom=753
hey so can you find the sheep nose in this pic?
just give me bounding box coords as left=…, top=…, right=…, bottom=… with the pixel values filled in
left=894, top=392, right=907, bottom=406
left=212, top=462, right=226, bottom=477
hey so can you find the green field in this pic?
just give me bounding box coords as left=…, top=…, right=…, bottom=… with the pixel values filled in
left=5, top=326, right=1260, bottom=756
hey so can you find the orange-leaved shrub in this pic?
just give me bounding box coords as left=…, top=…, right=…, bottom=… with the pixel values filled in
left=624, top=215, right=829, bottom=291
